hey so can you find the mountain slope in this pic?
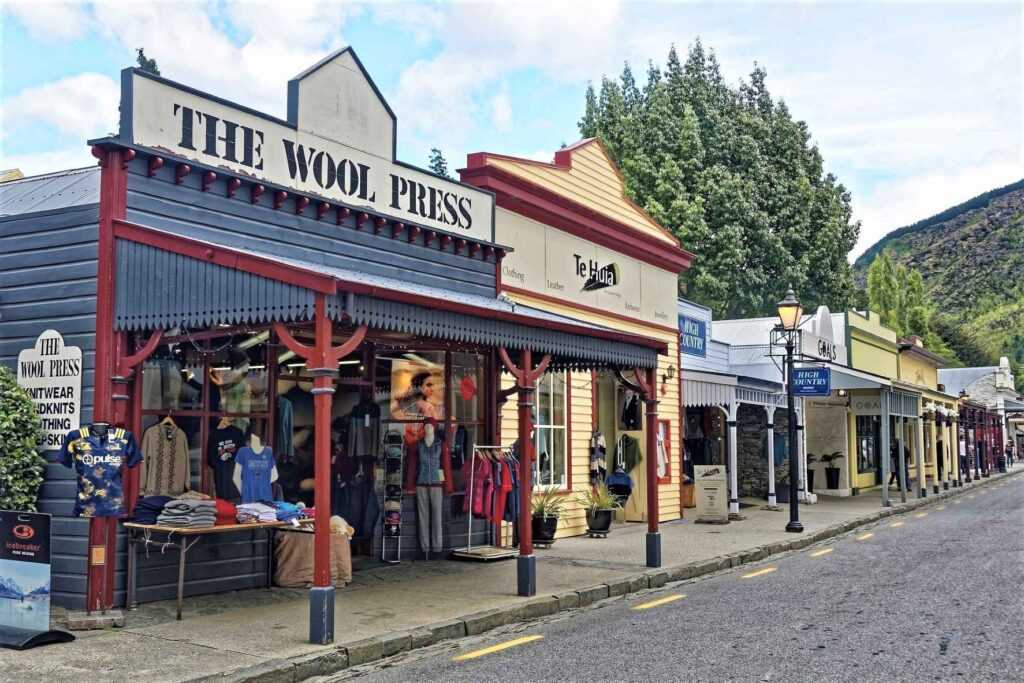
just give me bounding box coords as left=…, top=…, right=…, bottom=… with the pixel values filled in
left=853, top=179, right=1024, bottom=378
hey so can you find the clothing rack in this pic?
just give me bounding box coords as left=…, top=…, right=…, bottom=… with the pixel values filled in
left=450, top=446, right=518, bottom=562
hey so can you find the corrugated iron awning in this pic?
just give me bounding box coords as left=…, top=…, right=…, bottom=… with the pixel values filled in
left=112, top=223, right=661, bottom=369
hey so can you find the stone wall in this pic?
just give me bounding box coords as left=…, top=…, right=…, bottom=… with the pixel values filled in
left=736, top=404, right=791, bottom=498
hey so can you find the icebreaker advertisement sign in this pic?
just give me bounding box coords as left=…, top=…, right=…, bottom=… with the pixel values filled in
left=0, top=511, right=51, bottom=633
left=17, top=330, right=82, bottom=451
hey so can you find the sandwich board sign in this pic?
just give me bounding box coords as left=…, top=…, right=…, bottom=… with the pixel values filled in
left=694, top=465, right=729, bottom=523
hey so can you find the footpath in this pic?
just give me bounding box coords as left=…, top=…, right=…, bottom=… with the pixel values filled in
left=3, top=466, right=1021, bottom=683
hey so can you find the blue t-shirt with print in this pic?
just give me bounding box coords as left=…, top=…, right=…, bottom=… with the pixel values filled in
left=236, top=445, right=275, bottom=503
left=60, top=426, right=142, bottom=517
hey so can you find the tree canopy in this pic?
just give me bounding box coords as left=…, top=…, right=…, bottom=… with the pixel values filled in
left=428, top=148, right=451, bottom=179
left=579, top=41, right=860, bottom=318
left=136, top=48, right=160, bottom=75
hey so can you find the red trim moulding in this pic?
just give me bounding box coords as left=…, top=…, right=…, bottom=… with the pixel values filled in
left=460, top=166, right=694, bottom=273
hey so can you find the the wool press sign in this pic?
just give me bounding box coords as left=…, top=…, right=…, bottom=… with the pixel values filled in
left=124, top=67, right=494, bottom=242
left=17, top=330, right=82, bottom=451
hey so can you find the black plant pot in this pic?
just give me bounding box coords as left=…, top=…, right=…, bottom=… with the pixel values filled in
left=807, top=470, right=816, bottom=493
left=586, top=509, right=613, bottom=534
left=825, top=467, right=841, bottom=490
left=532, top=515, right=559, bottom=544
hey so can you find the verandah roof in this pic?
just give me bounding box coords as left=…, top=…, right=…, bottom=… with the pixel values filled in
left=112, top=222, right=663, bottom=369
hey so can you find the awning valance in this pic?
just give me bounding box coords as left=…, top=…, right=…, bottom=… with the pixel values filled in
left=113, top=223, right=661, bottom=369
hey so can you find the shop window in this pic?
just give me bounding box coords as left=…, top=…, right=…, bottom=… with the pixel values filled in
left=535, top=372, right=567, bottom=488
left=856, top=415, right=880, bottom=473
left=657, top=419, right=671, bottom=483
left=376, top=350, right=446, bottom=422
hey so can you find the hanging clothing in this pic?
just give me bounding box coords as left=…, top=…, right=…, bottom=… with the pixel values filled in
left=589, top=430, right=607, bottom=484
left=276, top=396, right=294, bottom=461
left=621, top=390, right=641, bottom=430
left=208, top=424, right=244, bottom=501
left=348, top=400, right=381, bottom=458
left=139, top=423, right=191, bottom=497
left=503, top=458, right=520, bottom=523
left=491, top=460, right=514, bottom=524
left=235, top=445, right=275, bottom=503
left=60, top=426, right=142, bottom=517
left=463, top=454, right=493, bottom=518
left=450, top=425, right=470, bottom=471
left=617, top=434, right=642, bottom=473
left=656, top=430, right=668, bottom=479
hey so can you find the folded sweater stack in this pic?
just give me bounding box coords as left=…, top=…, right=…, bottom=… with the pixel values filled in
left=157, top=499, right=217, bottom=528
left=271, top=501, right=303, bottom=523
left=215, top=499, right=237, bottom=526
left=132, top=495, right=174, bottom=525
left=236, top=502, right=277, bottom=523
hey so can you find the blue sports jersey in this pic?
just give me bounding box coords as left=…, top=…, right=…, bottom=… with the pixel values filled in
left=60, top=426, right=142, bottom=517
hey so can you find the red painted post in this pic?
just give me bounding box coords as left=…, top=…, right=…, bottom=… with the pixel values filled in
left=518, top=348, right=534, bottom=559
left=311, top=295, right=333, bottom=589
left=645, top=367, right=659, bottom=536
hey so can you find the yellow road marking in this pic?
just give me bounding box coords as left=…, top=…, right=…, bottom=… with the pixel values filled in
left=915, top=512, right=928, bottom=518
left=453, top=635, right=545, bottom=662
left=809, top=548, right=833, bottom=557
left=631, top=594, right=686, bottom=611
left=937, top=505, right=946, bottom=510
left=856, top=532, right=874, bottom=541
left=741, top=566, right=778, bottom=579
left=890, top=521, right=905, bottom=527
left=953, top=500, right=962, bottom=504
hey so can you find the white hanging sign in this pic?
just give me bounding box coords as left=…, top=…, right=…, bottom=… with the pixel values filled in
left=17, top=330, right=82, bottom=451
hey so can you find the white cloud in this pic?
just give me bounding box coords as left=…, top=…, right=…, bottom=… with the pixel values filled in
left=851, top=157, right=1024, bottom=259
left=4, top=0, right=92, bottom=41
left=1, top=73, right=120, bottom=141
left=0, top=146, right=97, bottom=177
left=490, top=88, right=512, bottom=132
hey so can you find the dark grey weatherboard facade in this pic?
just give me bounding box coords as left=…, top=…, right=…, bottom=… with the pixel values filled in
left=0, top=168, right=99, bottom=609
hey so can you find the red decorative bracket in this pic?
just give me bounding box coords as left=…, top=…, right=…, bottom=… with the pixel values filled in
left=317, top=202, right=330, bottom=220
left=391, top=222, right=405, bottom=238
left=613, top=367, right=653, bottom=399
left=440, top=235, right=452, bottom=250
left=272, top=322, right=368, bottom=367
left=424, top=230, right=437, bottom=246
left=90, top=145, right=108, bottom=168
left=407, top=226, right=421, bottom=243
left=148, top=157, right=164, bottom=177
left=273, top=190, right=288, bottom=210
left=115, top=329, right=164, bottom=377
left=355, top=212, right=369, bottom=230
left=175, top=163, right=191, bottom=184
left=498, top=346, right=551, bottom=387
left=469, top=242, right=481, bottom=258
left=121, top=149, right=136, bottom=169
left=295, top=196, right=310, bottom=215
left=251, top=184, right=264, bottom=204
left=455, top=238, right=467, bottom=254
left=227, top=178, right=241, bottom=198
left=201, top=171, right=216, bottom=192
left=484, top=246, right=495, bottom=260
left=496, top=248, right=507, bottom=260
left=336, top=207, right=351, bottom=225
left=374, top=217, right=387, bottom=235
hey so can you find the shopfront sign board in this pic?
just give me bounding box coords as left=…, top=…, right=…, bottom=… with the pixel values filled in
left=792, top=367, right=831, bottom=397
left=800, top=331, right=846, bottom=364
left=679, top=315, right=707, bottom=357
left=0, top=511, right=51, bottom=634
left=498, top=209, right=677, bottom=327
left=120, top=51, right=495, bottom=243
left=694, top=465, right=729, bottom=523
left=17, top=330, right=82, bottom=451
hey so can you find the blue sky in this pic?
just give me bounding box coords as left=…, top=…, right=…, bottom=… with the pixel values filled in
left=1, top=1, right=1020, bottom=257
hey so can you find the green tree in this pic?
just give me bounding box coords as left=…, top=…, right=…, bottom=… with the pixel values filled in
left=428, top=148, right=451, bottom=179
left=579, top=40, right=860, bottom=318
left=0, top=366, right=46, bottom=511
left=136, top=48, right=160, bottom=75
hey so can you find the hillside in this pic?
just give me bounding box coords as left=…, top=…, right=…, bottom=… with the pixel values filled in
left=853, top=179, right=1024, bottom=379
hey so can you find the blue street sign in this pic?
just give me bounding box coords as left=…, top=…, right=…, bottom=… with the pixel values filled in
left=679, top=314, right=707, bottom=358
left=792, top=367, right=831, bottom=396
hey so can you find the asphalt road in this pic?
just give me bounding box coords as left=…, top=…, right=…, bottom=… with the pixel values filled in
left=327, top=476, right=1024, bottom=683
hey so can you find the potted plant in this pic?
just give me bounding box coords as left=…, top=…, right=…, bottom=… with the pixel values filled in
left=806, top=454, right=817, bottom=493
left=577, top=483, right=620, bottom=536
left=531, top=486, right=565, bottom=545
left=821, top=451, right=844, bottom=490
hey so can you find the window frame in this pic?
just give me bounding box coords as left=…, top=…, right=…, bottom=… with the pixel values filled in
left=533, top=371, right=569, bottom=491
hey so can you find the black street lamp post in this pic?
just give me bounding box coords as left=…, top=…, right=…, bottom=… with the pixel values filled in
left=776, top=288, right=804, bottom=534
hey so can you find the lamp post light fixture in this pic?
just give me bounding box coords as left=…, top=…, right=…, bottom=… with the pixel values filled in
left=776, top=287, right=804, bottom=533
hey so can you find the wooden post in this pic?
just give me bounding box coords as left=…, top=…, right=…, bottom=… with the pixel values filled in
left=643, top=367, right=660, bottom=567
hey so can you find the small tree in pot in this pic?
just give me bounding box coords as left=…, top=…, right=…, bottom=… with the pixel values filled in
left=820, top=451, right=844, bottom=490
left=531, top=486, right=566, bottom=545
left=577, top=483, right=620, bottom=536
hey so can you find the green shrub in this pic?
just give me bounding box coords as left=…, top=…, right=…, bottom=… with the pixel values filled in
left=0, top=366, right=46, bottom=511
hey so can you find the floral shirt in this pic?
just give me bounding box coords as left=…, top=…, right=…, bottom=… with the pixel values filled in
left=60, top=426, right=141, bottom=517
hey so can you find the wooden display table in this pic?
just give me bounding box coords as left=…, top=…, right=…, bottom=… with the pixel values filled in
left=123, top=520, right=304, bottom=620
